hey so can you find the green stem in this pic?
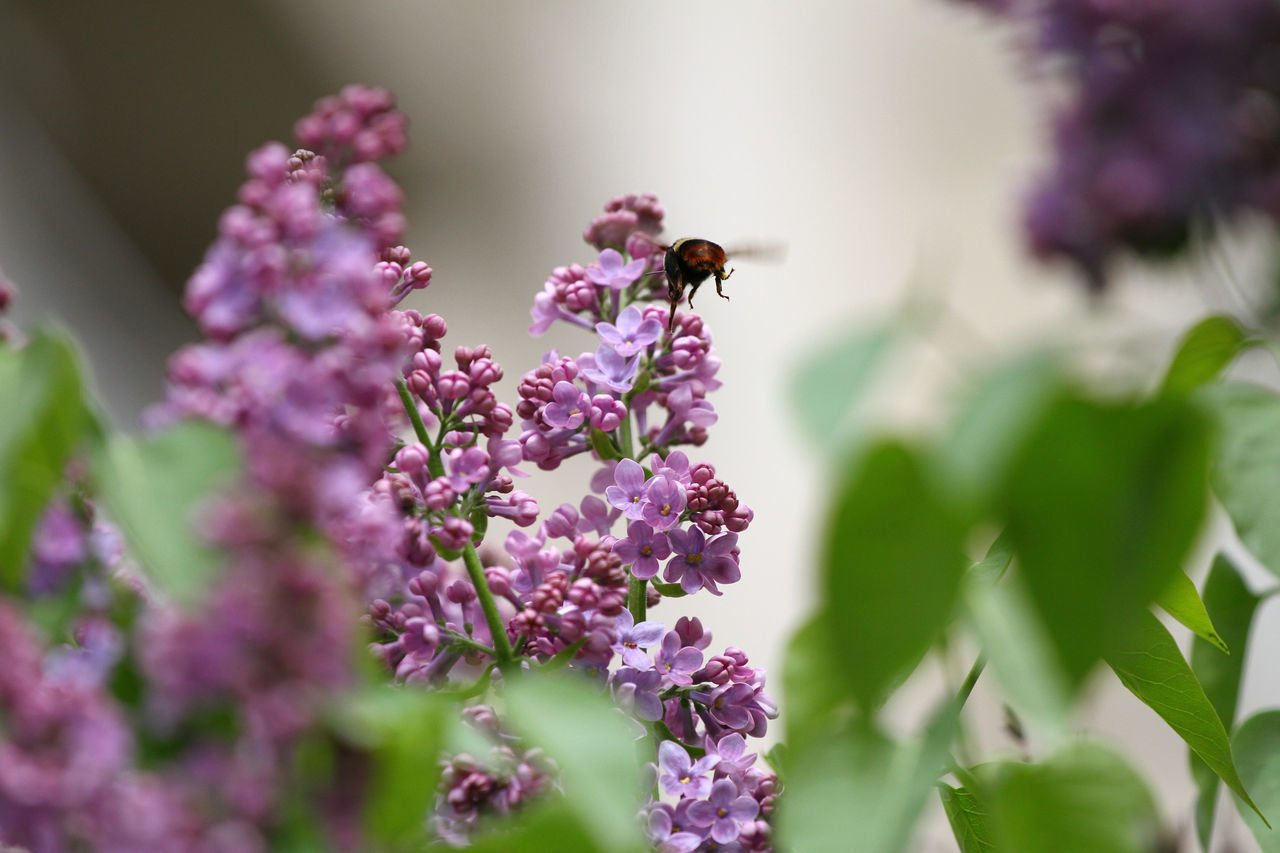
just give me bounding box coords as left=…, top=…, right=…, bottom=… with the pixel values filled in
left=462, top=542, right=515, bottom=672
left=396, top=376, right=445, bottom=479
left=956, top=654, right=986, bottom=710
left=629, top=575, right=647, bottom=623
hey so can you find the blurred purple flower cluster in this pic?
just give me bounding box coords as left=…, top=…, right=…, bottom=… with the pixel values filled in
left=959, top=0, right=1280, bottom=285
left=0, top=88, right=778, bottom=851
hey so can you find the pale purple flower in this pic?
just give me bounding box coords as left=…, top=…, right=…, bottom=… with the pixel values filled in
left=577, top=495, right=619, bottom=537
left=611, top=610, right=666, bottom=669
left=657, top=740, right=720, bottom=799
left=667, top=383, right=717, bottom=427
left=665, top=528, right=740, bottom=595
left=446, top=447, right=491, bottom=492
left=612, top=667, right=664, bottom=721
left=688, top=778, right=759, bottom=845
left=542, top=380, right=591, bottom=429
left=606, top=459, right=649, bottom=520
left=650, top=449, right=692, bottom=486
left=704, top=733, right=757, bottom=779
left=597, top=305, right=662, bottom=357
left=580, top=345, right=640, bottom=393
left=697, top=682, right=758, bottom=731
left=654, top=630, right=703, bottom=687
left=641, top=475, right=686, bottom=531
left=585, top=248, right=646, bottom=291
left=613, top=521, right=671, bottom=580
left=646, top=805, right=704, bottom=853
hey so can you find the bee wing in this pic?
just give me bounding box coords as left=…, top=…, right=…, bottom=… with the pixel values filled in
left=723, top=241, right=787, bottom=264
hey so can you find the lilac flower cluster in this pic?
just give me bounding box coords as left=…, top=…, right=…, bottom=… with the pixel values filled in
left=1, top=87, right=781, bottom=850
left=956, top=0, right=1280, bottom=285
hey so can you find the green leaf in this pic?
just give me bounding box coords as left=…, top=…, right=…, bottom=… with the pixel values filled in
left=963, top=573, right=1070, bottom=746
left=95, top=420, right=240, bottom=606
left=1000, top=395, right=1210, bottom=689
left=467, top=800, right=619, bottom=853
left=939, top=784, right=997, bottom=853
left=966, top=529, right=1014, bottom=586
left=1104, top=609, right=1267, bottom=826
left=790, top=323, right=894, bottom=452
left=1157, top=569, right=1227, bottom=653
left=650, top=581, right=688, bottom=598
left=821, top=441, right=968, bottom=710
left=986, top=743, right=1159, bottom=853
left=1230, top=711, right=1280, bottom=851
left=1159, top=315, right=1249, bottom=396
left=939, top=351, right=1064, bottom=509
left=588, top=427, right=622, bottom=461
left=0, top=331, right=92, bottom=587
left=1190, top=554, right=1262, bottom=849
left=782, top=614, right=853, bottom=755
left=1198, top=383, right=1280, bottom=578
left=499, top=673, right=646, bottom=853
left=778, top=702, right=958, bottom=853
left=329, top=687, right=449, bottom=849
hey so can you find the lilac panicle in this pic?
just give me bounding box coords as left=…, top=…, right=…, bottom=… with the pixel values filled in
left=957, top=0, right=1280, bottom=285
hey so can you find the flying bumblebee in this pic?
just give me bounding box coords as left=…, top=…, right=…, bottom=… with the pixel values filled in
left=645, top=237, right=782, bottom=332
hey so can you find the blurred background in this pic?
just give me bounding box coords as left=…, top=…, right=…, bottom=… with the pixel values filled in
left=1, top=1, right=1275, bottom=848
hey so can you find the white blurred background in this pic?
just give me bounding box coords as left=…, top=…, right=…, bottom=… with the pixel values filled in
left=2, top=2, right=1276, bottom=849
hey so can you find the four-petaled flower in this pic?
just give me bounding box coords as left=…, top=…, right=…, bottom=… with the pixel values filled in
left=611, top=609, right=666, bottom=670
left=613, top=521, right=671, bottom=580
left=580, top=345, right=640, bottom=393
left=597, top=305, right=663, bottom=357
left=654, top=630, right=703, bottom=687
left=688, top=778, right=759, bottom=845
left=543, top=380, right=590, bottom=429
left=641, top=475, right=686, bottom=531
left=657, top=740, right=720, bottom=799
left=585, top=248, right=647, bottom=291
left=665, top=528, right=740, bottom=595
left=606, top=459, right=650, bottom=520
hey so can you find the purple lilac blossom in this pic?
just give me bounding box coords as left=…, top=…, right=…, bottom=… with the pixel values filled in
left=665, top=528, right=741, bottom=595
left=657, top=740, right=720, bottom=800
left=585, top=248, right=648, bottom=291
left=613, top=520, right=671, bottom=580
left=654, top=631, right=704, bottom=687
left=641, top=475, right=687, bottom=531
left=580, top=345, right=640, bottom=393
left=689, top=778, right=760, bottom=845
left=611, top=609, right=667, bottom=669
left=606, top=459, right=650, bottom=520
left=597, top=305, right=663, bottom=357
left=954, top=0, right=1280, bottom=285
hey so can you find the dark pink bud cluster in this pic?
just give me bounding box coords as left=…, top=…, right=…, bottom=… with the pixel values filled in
left=431, top=712, right=554, bottom=845
left=292, top=84, right=409, bottom=166
left=583, top=192, right=666, bottom=251
left=687, top=462, right=754, bottom=535
left=515, top=355, right=607, bottom=469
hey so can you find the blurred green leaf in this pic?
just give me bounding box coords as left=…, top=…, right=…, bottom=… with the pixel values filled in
left=1157, top=569, right=1227, bottom=653
left=95, top=420, right=240, bottom=606
left=821, top=440, right=968, bottom=711
left=1105, top=609, right=1266, bottom=825
left=939, top=352, right=1064, bottom=508
left=986, top=743, right=1159, bottom=853
left=966, top=529, right=1013, bottom=586
left=588, top=427, right=622, bottom=461
left=778, top=702, right=957, bottom=853
left=467, top=800, right=610, bottom=853
left=1159, top=315, right=1249, bottom=397
left=330, top=687, right=449, bottom=849
left=1000, top=395, right=1210, bottom=689
left=939, top=784, right=997, bottom=853
left=1231, top=711, right=1280, bottom=851
left=0, top=331, right=92, bottom=588
left=1190, top=554, right=1262, bottom=849
left=782, top=614, right=852, bottom=755
left=790, top=323, right=893, bottom=452
left=1199, top=383, right=1280, bottom=578
left=963, top=573, right=1070, bottom=746
left=499, top=673, right=646, bottom=853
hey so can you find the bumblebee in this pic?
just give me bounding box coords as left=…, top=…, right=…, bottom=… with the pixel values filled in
left=663, top=238, right=734, bottom=332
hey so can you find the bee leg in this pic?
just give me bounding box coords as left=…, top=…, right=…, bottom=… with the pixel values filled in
left=686, top=281, right=701, bottom=308
left=667, top=298, right=678, bottom=333
left=715, top=268, right=735, bottom=300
